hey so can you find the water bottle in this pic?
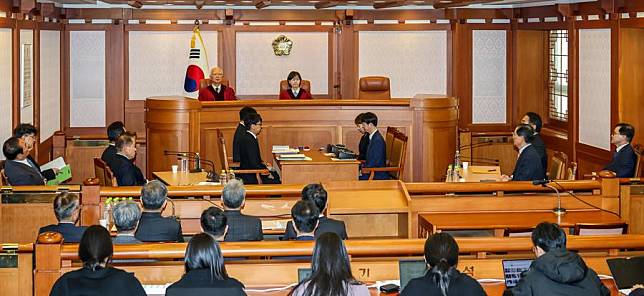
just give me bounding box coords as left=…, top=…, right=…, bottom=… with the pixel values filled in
left=228, top=169, right=236, bottom=182
left=180, top=156, right=189, bottom=173
left=101, top=198, right=113, bottom=228
left=219, top=170, right=228, bottom=185
left=454, top=150, right=462, bottom=171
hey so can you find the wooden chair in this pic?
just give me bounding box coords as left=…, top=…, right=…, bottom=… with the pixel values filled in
left=547, top=151, right=567, bottom=180
left=358, top=76, right=391, bottom=99
left=216, top=129, right=269, bottom=184
left=384, top=127, right=397, bottom=166
left=634, top=144, right=642, bottom=178
left=362, top=129, right=408, bottom=180
left=0, top=160, right=7, bottom=185
left=566, top=162, right=578, bottom=180
left=573, top=222, right=628, bottom=236
left=199, top=78, right=230, bottom=89
left=93, top=158, right=117, bottom=187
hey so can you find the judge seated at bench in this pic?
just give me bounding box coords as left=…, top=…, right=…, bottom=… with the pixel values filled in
left=39, top=192, right=87, bottom=243
left=198, top=67, right=236, bottom=101
left=2, top=137, right=46, bottom=185
left=102, top=121, right=126, bottom=170
left=501, top=124, right=545, bottom=182
left=233, top=106, right=257, bottom=163
left=111, top=200, right=143, bottom=245
left=359, top=112, right=390, bottom=180
left=283, top=183, right=347, bottom=240
left=135, top=180, right=184, bottom=242
left=279, top=71, right=312, bottom=100
left=221, top=179, right=263, bottom=242
left=14, top=123, right=58, bottom=181
left=200, top=206, right=228, bottom=242
left=111, top=132, right=146, bottom=186
left=604, top=123, right=637, bottom=178
left=238, top=113, right=280, bottom=184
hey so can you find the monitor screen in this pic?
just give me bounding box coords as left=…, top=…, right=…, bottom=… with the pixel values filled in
left=297, top=268, right=312, bottom=283
left=399, top=259, right=428, bottom=291
left=502, top=259, right=533, bottom=288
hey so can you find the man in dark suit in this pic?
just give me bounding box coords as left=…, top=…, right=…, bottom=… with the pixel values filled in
left=359, top=112, right=389, bottom=180
left=521, top=112, right=547, bottom=172
left=355, top=113, right=369, bottom=161
left=111, top=132, right=146, bottom=186
left=501, top=124, right=545, bottom=181
left=290, top=200, right=319, bottom=241
left=112, top=200, right=143, bottom=245
left=604, top=123, right=638, bottom=178
left=232, top=106, right=257, bottom=163
left=200, top=206, right=227, bottom=241
left=13, top=123, right=57, bottom=181
left=3, top=137, right=47, bottom=185
left=220, top=179, right=263, bottom=241
left=38, top=192, right=87, bottom=243
left=283, top=183, right=348, bottom=240
left=102, top=121, right=126, bottom=170
left=135, top=180, right=184, bottom=242
left=238, top=113, right=280, bottom=184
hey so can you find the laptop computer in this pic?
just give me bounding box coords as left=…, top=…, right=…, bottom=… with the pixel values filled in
left=399, top=259, right=428, bottom=291
left=297, top=268, right=313, bottom=283
left=502, top=259, right=533, bottom=288
left=607, top=256, right=644, bottom=290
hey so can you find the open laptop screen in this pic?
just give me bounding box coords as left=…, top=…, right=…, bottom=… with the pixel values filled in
left=502, top=259, right=533, bottom=288
left=399, top=259, right=428, bottom=291
left=607, top=256, right=644, bottom=289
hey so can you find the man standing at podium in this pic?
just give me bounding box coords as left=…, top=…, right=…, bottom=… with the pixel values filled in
left=198, top=67, right=236, bottom=101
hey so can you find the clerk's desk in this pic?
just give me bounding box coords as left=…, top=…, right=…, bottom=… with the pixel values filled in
left=153, top=171, right=210, bottom=186
left=446, top=165, right=501, bottom=182
left=273, top=150, right=360, bottom=184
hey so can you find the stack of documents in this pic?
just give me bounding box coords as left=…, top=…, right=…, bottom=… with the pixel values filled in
left=276, top=154, right=311, bottom=161
left=41, top=157, right=72, bottom=185
left=272, top=145, right=299, bottom=154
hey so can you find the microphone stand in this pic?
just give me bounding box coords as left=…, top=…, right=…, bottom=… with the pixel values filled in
left=164, top=151, right=218, bottom=182
left=544, top=182, right=566, bottom=216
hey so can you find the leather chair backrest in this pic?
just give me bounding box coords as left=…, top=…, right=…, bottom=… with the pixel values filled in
left=199, top=78, right=230, bottom=90
left=359, top=76, right=391, bottom=99
left=280, top=80, right=311, bottom=94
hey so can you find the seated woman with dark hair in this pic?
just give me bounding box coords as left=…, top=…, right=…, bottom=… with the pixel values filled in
left=279, top=71, right=313, bottom=100
left=289, top=232, right=368, bottom=296
left=165, top=233, right=246, bottom=296
left=402, top=232, right=485, bottom=296
left=49, top=225, right=146, bottom=296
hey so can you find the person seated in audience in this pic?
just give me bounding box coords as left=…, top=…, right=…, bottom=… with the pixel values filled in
left=49, top=225, right=147, bottom=296
left=165, top=233, right=245, bottom=296
left=135, top=180, right=183, bottom=242
left=110, top=132, right=146, bottom=186
left=39, top=192, right=87, bottom=243
left=102, top=121, right=126, bottom=169
left=238, top=113, right=280, bottom=184
left=521, top=112, right=547, bottom=172
left=355, top=113, right=369, bottom=161
left=279, top=71, right=313, bottom=100
left=402, top=232, right=485, bottom=296
left=283, top=183, right=348, bottom=240
left=289, top=200, right=319, bottom=241
left=2, top=137, right=46, bottom=185
left=233, top=106, right=257, bottom=163
left=200, top=206, right=228, bottom=242
left=13, top=123, right=58, bottom=181
left=604, top=123, right=637, bottom=178
left=221, top=179, right=263, bottom=241
left=504, top=222, right=609, bottom=296
left=501, top=124, right=545, bottom=181
left=111, top=200, right=143, bottom=245
left=198, top=67, right=236, bottom=101
left=359, top=112, right=389, bottom=180
left=289, top=232, right=369, bottom=296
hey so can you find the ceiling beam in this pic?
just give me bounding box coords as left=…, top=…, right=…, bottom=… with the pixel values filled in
left=127, top=0, right=142, bottom=8
left=254, top=0, right=271, bottom=9
left=373, top=0, right=406, bottom=9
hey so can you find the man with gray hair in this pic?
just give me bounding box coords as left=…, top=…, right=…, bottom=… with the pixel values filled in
left=39, top=192, right=87, bottom=243
left=134, top=180, right=183, bottom=242
left=221, top=179, right=263, bottom=241
left=112, top=201, right=143, bottom=244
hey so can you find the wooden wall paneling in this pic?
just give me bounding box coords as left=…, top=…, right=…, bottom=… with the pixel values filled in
left=339, top=23, right=357, bottom=99
left=106, top=23, right=125, bottom=126
left=0, top=253, right=33, bottom=296
left=575, top=143, right=611, bottom=177
left=618, top=27, right=644, bottom=151
left=327, top=29, right=335, bottom=98
left=568, top=19, right=579, bottom=163
left=451, top=22, right=471, bottom=129
left=514, top=29, right=546, bottom=126
left=1, top=203, right=56, bottom=243
left=12, top=21, right=20, bottom=127
left=221, top=26, right=235, bottom=89
left=34, top=22, right=40, bottom=158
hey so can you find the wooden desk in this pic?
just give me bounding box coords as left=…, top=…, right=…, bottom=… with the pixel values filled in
left=274, top=150, right=360, bottom=184
left=152, top=171, right=210, bottom=186
left=418, top=210, right=624, bottom=237
left=447, top=165, right=501, bottom=182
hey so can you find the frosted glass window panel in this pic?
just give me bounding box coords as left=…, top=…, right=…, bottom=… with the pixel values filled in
left=0, top=28, right=12, bottom=159
left=472, top=30, right=507, bottom=124
left=39, top=30, right=61, bottom=141
left=20, top=29, right=33, bottom=124
left=69, top=31, right=105, bottom=127
left=578, top=29, right=611, bottom=150
left=359, top=31, right=447, bottom=97
left=236, top=32, right=328, bottom=96
left=128, top=31, right=218, bottom=100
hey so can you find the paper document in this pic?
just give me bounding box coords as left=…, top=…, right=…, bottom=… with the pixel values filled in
left=277, top=154, right=306, bottom=158
left=40, top=157, right=66, bottom=171
left=46, top=165, right=72, bottom=185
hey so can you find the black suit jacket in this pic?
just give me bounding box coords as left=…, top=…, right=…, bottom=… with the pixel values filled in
left=112, top=235, right=143, bottom=245
left=39, top=223, right=87, bottom=243
left=4, top=159, right=46, bottom=185
left=166, top=269, right=246, bottom=296
left=512, top=145, right=546, bottom=181
left=282, top=216, right=348, bottom=240
left=358, top=133, right=370, bottom=161
left=238, top=131, right=267, bottom=184
left=604, top=144, right=637, bottom=178
left=401, top=271, right=486, bottom=296
left=232, top=123, right=245, bottom=163
left=532, top=134, right=548, bottom=172
left=101, top=144, right=118, bottom=169
left=50, top=267, right=146, bottom=296
left=135, top=212, right=183, bottom=242
left=110, top=154, right=145, bottom=186
left=26, top=155, right=56, bottom=181
left=223, top=210, right=263, bottom=242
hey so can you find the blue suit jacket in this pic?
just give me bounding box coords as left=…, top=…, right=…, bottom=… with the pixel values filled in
left=360, top=130, right=390, bottom=180
left=604, top=144, right=637, bottom=178
left=39, top=223, right=87, bottom=243
left=511, top=145, right=546, bottom=181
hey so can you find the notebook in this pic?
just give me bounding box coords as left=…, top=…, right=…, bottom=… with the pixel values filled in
left=502, top=259, right=533, bottom=288
left=399, top=259, right=428, bottom=291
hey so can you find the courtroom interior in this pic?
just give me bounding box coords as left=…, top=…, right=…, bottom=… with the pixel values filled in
left=0, top=0, right=643, bottom=295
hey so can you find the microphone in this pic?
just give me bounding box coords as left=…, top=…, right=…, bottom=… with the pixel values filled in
left=532, top=179, right=550, bottom=185
left=164, top=150, right=218, bottom=181
left=532, top=178, right=566, bottom=215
